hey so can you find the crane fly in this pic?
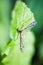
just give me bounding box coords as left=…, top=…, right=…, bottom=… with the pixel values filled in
left=17, top=21, right=37, bottom=52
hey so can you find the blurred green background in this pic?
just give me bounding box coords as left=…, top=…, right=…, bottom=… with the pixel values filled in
left=0, top=0, right=43, bottom=65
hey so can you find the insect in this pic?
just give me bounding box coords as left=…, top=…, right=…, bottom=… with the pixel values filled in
left=17, top=21, right=37, bottom=52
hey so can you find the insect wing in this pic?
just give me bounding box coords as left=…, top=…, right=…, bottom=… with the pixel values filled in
left=23, top=21, right=37, bottom=31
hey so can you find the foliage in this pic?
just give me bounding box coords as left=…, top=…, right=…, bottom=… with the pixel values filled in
left=0, top=0, right=37, bottom=65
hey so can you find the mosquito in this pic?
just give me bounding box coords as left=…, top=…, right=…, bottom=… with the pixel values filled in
left=17, top=21, right=37, bottom=52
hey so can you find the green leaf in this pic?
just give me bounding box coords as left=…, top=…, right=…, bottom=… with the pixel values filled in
left=11, top=1, right=35, bottom=40
left=2, top=30, right=35, bottom=65
left=14, top=1, right=35, bottom=30
left=3, top=1, right=36, bottom=65
left=11, top=11, right=18, bottom=40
